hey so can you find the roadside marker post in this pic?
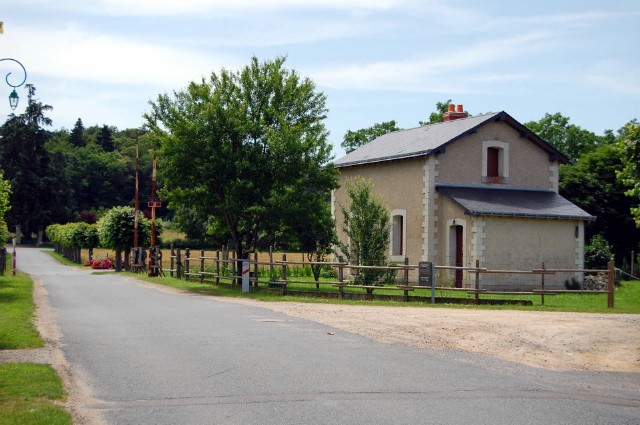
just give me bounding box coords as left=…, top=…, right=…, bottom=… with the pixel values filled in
left=242, top=261, right=250, bottom=293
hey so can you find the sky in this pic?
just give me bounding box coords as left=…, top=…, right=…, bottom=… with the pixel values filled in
left=1, top=0, right=639, bottom=159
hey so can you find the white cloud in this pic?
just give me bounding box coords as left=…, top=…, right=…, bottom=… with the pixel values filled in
left=585, top=60, right=640, bottom=96
left=4, top=23, right=234, bottom=88
left=27, top=0, right=403, bottom=16
left=310, top=30, right=555, bottom=92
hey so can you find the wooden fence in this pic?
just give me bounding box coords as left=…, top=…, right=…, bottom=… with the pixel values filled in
left=162, top=246, right=616, bottom=308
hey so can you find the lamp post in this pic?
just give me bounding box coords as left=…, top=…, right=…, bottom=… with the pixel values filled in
left=0, top=58, right=27, bottom=110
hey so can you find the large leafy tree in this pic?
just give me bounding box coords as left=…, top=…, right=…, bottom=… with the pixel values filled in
left=146, top=56, right=338, bottom=261
left=617, top=122, right=640, bottom=226
left=341, top=120, right=400, bottom=154
left=97, top=206, right=155, bottom=271
left=560, top=143, right=640, bottom=262
left=338, top=177, right=390, bottom=285
left=0, top=169, right=11, bottom=243
left=525, top=112, right=609, bottom=161
left=0, top=85, right=74, bottom=239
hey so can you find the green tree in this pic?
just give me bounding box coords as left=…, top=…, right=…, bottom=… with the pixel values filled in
left=419, top=99, right=452, bottom=126
left=525, top=112, right=607, bottom=161
left=617, top=122, right=640, bottom=226
left=341, top=120, right=400, bottom=154
left=294, top=198, right=336, bottom=286
left=97, top=206, right=156, bottom=271
left=146, top=56, right=338, bottom=265
left=339, top=177, right=390, bottom=285
left=97, top=124, right=116, bottom=152
left=69, top=118, right=86, bottom=148
left=560, top=143, right=640, bottom=262
left=0, top=169, right=11, bottom=243
left=0, top=85, right=74, bottom=239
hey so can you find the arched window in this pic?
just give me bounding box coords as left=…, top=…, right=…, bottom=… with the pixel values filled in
left=482, top=141, right=509, bottom=184
left=389, top=209, right=407, bottom=260
left=392, top=215, right=403, bottom=256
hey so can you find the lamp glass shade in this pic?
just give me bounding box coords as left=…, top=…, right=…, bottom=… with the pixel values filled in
left=9, top=89, right=18, bottom=110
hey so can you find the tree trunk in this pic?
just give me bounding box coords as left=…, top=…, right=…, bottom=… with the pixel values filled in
left=236, top=248, right=247, bottom=286
left=115, top=248, right=123, bottom=272
left=124, top=248, right=131, bottom=271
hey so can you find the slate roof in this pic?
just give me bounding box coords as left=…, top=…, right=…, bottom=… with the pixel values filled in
left=334, top=111, right=568, bottom=168
left=437, top=184, right=595, bottom=221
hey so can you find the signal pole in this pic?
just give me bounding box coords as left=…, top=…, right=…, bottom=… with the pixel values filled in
left=148, top=152, right=161, bottom=277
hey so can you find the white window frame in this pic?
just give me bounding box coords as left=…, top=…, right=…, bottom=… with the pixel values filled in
left=482, top=140, right=509, bottom=184
left=389, top=209, right=407, bottom=262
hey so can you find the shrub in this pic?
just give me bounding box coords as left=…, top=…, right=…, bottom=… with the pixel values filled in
left=584, top=234, right=613, bottom=269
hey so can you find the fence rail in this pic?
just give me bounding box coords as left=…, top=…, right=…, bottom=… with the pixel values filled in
left=78, top=246, right=615, bottom=307
left=160, top=246, right=616, bottom=308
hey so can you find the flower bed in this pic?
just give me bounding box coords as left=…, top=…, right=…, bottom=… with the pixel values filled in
left=84, top=258, right=114, bottom=270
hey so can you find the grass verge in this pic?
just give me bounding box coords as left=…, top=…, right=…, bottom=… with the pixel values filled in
left=0, top=270, right=43, bottom=349
left=0, top=363, right=71, bottom=425
left=127, top=270, right=640, bottom=313
left=0, top=253, right=72, bottom=425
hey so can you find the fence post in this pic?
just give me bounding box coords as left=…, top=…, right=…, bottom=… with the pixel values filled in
left=253, top=252, right=258, bottom=287
left=403, top=257, right=409, bottom=285
left=608, top=260, right=615, bottom=308
left=540, top=262, right=546, bottom=306
left=176, top=247, right=182, bottom=278
left=185, top=248, right=190, bottom=281
left=281, top=254, right=287, bottom=295
left=215, top=250, right=220, bottom=285
left=269, top=245, right=274, bottom=276
left=231, top=252, right=237, bottom=286
left=200, top=249, right=205, bottom=283
left=170, top=244, right=175, bottom=277
left=475, top=259, right=480, bottom=304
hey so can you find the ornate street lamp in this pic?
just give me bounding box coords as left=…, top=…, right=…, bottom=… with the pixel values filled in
left=0, top=58, right=27, bottom=110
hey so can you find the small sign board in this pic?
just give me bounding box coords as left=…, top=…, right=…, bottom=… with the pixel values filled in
left=148, top=201, right=162, bottom=208
left=418, top=261, right=433, bottom=286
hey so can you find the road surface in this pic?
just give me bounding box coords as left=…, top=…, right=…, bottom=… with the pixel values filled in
left=17, top=247, right=640, bottom=424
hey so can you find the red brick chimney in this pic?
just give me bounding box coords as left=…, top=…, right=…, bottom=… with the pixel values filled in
left=443, top=103, right=468, bottom=121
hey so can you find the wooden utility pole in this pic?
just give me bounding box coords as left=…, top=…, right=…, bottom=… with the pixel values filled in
left=148, top=152, right=160, bottom=277
left=132, top=137, right=141, bottom=272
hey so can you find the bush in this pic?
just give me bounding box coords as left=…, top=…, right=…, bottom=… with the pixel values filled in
left=584, top=234, right=613, bottom=269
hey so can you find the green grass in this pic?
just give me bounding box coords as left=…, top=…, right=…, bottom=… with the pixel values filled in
left=0, top=270, right=43, bottom=349
left=128, top=269, right=640, bottom=313
left=0, top=363, right=71, bottom=425
left=0, top=253, right=72, bottom=424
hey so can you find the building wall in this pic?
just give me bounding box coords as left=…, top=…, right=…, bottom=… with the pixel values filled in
left=333, top=157, right=426, bottom=263
left=479, top=217, right=582, bottom=289
left=436, top=121, right=557, bottom=190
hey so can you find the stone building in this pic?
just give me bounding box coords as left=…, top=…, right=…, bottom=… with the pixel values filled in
left=332, top=105, right=594, bottom=289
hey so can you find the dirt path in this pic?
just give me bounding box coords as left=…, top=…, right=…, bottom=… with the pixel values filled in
left=222, top=298, right=640, bottom=372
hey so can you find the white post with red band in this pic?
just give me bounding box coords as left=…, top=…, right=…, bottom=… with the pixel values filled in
left=242, top=261, right=250, bottom=293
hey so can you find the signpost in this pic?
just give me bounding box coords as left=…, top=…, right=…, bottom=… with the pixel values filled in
left=419, top=261, right=436, bottom=304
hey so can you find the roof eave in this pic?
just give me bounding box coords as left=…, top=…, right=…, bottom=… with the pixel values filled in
left=334, top=149, right=433, bottom=168
left=463, top=209, right=596, bottom=222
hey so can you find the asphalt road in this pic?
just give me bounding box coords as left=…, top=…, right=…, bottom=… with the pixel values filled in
left=18, top=247, right=640, bottom=424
